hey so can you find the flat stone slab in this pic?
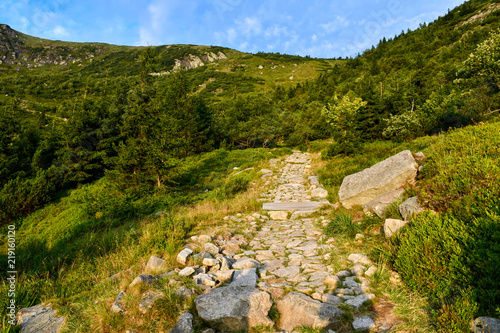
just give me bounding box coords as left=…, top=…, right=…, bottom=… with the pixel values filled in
left=263, top=201, right=329, bottom=211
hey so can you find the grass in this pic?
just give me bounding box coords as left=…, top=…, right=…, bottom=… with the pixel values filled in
left=0, top=147, right=287, bottom=332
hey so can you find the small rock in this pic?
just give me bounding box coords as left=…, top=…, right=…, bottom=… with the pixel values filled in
left=110, top=291, right=126, bottom=313
left=232, top=257, right=261, bottom=269
left=210, top=269, right=234, bottom=283
left=220, top=256, right=233, bottom=270
left=129, top=274, right=157, bottom=288
left=179, top=267, right=195, bottom=277
left=311, top=188, right=328, bottom=199
left=203, top=258, right=219, bottom=267
left=193, top=273, right=216, bottom=287
left=203, top=243, right=220, bottom=255
left=198, top=235, right=212, bottom=243
left=273, top=265, right=300, bottom=278
left=348, top=254, right=372, bottom=265
left=324, top=275, right=341, bottom=288
left=176, top=286, right=195, bottom=299
left=177, top=248, right=194, bottom=265
left=321, top=294, right=343, bottom=305
left=365, top=266, right=377, bottom=277
left=146, top=255, right=166, bottom=271
left=355, top=233, right=364, bottom=240
left=269, top=211, right=289, bottom=220
left=351, top=264, right=365, bottom=276
left=352, top=315, right=375, bottom=331
left=414, top=152, right=426, bottom=161
left=346, top=294, right=375, bottom=310
left=384, top=219, right=408, bottom=237
left=336, top=270, right=352, bottom=277
left=399, top=196, right=424, bottom=221
left=170, top=313, right=194, bottom=333
left=139, top=290, right=163, bottom=314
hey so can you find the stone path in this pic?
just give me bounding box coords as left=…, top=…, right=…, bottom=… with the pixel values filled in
left=103, top=151, right=386, bottom=332
left=176, top=151, right=379, bottom=331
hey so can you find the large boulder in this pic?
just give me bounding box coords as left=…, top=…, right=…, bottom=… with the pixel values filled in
left=195, top=286, right=273, bottom=332
left=276, top=292, right=343, bottom=331
left=471, top=317, right=500, bottom=333
left=16, top=304, right=65, bottom=333
left=338, top=150, right=418, bottom=209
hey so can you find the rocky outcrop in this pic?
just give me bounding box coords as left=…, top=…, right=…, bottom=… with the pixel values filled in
left=276, top=292, right=343, bottom=331
left=0, top=24, right=100, bottom=67
left=338, top=150, right=418, bottom=209
left=171, top=52, right=227, bottom=72
left=16, top=304, right=65, bottom=333
left=194, top=286, right=273, bottom=332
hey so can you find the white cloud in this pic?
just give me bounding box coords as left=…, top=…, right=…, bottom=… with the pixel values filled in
left=312, top=34, right=317, bottom=41
left=236, top=17, right=262, bottom=36
left=52, top=25, right=68, bottom=37
left=321, top=16, right=349, bottom=34
left=227, top=28, right=237, bottom=43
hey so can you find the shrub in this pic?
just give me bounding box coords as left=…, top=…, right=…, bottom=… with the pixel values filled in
left=392, top=211, right=500, bottom=329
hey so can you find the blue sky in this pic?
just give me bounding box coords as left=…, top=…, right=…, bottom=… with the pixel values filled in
left=0, top=0, right=466, bottom=58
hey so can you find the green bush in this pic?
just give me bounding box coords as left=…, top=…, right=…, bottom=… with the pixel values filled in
left=392, top=211, right=500, bottom=330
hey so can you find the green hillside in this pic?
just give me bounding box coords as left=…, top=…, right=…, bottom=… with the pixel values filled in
left=1, top=0, right=500, bottom=331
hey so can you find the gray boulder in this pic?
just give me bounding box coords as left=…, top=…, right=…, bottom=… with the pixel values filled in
left=170, top=313, right=194, bottom=333
left=339, top=150, right=418, bottom=209
left=471, top=317, right=500, bottom=333
left=276, top=292, right=343, bottom=331
left=195, top=286, right=273, bottom=332
left=399, top=196, right=424, bottom=221
left=16, top=304, right=65, bottom=333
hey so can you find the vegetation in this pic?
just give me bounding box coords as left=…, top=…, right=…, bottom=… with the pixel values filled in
left=0, top=0, right=499, bottom=331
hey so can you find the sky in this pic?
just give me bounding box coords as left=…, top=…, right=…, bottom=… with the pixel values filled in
left=0, top=0, right=466, bottom=58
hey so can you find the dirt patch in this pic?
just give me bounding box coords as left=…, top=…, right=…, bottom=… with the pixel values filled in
left=374, top=298, right=404, bottom=331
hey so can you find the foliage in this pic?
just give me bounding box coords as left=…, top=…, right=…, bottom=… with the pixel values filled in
left=382, top=110, right=422, bottom=142
left=321, top=91, right=367, bottom=141
left=464, top=28, right=500, bottom=88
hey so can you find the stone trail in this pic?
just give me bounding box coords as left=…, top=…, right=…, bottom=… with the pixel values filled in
left=167, top=151, right=380, bottom=332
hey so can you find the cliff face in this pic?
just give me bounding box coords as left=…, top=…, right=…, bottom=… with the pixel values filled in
left=0, top=24, right=102, bottom=67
